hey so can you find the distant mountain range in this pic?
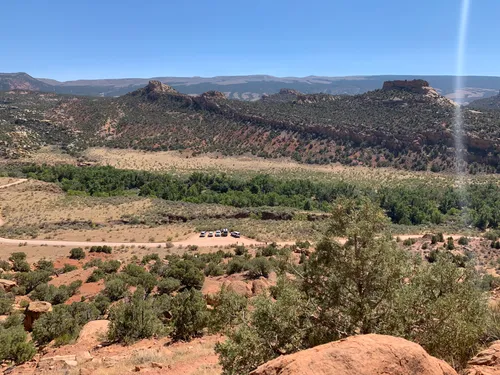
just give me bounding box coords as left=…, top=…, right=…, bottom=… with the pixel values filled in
left=1, top=79, right=498, bottom=173
left=1, top=72, right=500, bottom=104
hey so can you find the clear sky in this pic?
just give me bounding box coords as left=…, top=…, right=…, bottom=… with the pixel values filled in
left=3, top=0, right=499, bottom=80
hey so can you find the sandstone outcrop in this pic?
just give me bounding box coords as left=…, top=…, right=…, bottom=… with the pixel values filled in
left=465, top=341, right=500, bottom=375
left=201, top=90, right=227, bottom=100
left=0, top=278, right=16, bottom=292
left=24, top=301, right=52, bottom=331
left=251, top=334, right=458, bottom=375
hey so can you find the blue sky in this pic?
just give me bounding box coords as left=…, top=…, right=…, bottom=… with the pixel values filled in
left=3, top=0, right=499, bottom=80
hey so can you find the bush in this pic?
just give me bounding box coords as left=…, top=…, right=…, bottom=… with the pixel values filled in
left=226, top=258, right=247, bottom=275
left=141, top=253, right=160, bottom=264
left=0, top=289, right=14, bottom=314
left=69, top=247, right=86, bottom=260
left=87, top=269, right=105, bottom=282
left=89, top=245, right=112, bottom=254
left=101, top=260, right=121, bottom=273
left=446, top=237, right=455, bottom=250
left=36, top=258, right=54, bottom=273
left=32, top=305, right=79, bottom=345
left=234, top=245, right=247, bottom=256
left=30, top=280, right=82, bottom=305
left=209, top=285, right=247, bottom=333
left=9, top=252, right=30, bottom=272
left=91, top=294, right=110, bottom=315
left=261, top=243, right=278, bottom=257
left=247, top=257, right=271, bottom=279
left=157, top=277, right=181, bottom=295
left=83, top=258, right=103, bottom=269
left=165, top=260, right=204, bottom=290
left=0, top=325, right=36, bottom=364
left=104, top=278, right=128, bottom=301
left=60, top=264, right=78, bottom=273
left=0, top=260, right=11, bottom=271
left=16, top=271, right=51, bottom=293
left=108, top=288, right=164, bottom=344
left=204, top=262, right=225, bottom=277
left=458, top=237, right=469, bottom=245
left=171, top=289, right=207, bottom=341
left=403, top=238, right=417, bottom=246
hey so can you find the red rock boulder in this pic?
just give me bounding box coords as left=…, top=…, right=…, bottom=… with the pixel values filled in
left=250, top=334, right=457, bottom=375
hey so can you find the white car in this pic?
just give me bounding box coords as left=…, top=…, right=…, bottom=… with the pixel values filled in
left=208, top=231, right=214, bottom=237
left=215, top=230, right=222, bottom=237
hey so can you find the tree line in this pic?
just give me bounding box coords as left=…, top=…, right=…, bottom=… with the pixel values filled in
left=19, top=164, right=500, bottom=229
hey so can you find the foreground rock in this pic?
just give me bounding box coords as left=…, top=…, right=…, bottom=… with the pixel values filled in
left=465, top=341, right=500, bottom=375
left=24, top=301, right=52, bottom=331
left=251, top=334, right=457, bottom=375
left=77, top=320, right=110, bottom=346
left=0, top=278, right=16, bottom=292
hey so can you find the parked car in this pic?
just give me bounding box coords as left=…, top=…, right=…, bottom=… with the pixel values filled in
left=231, top=231, right=240, bottom=238
left=215, top=230, right=222, bottom=237
left=208, top=231, right=214, bottom=237
left=200, top=231, right=206, bottom=237
left=222, top=228, right=229, bottom=237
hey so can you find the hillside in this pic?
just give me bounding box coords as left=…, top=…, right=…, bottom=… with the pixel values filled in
left=0, top=80, right=499, bottom=172
left=468, top=91, right=500, bottom=110
left=2, top=72, right=500, bottom=102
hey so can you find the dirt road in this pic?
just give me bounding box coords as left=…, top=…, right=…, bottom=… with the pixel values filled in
left=0, top=233, right=270, bottom=248
left=0, top=179, right=479, bottom=249
left=0, top=178, right=27, bottom=190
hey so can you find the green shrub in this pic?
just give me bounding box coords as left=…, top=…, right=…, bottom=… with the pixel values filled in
left=36, top=258, right=54, bottom=273
left=9, top=252, right=30, bottom=272
left=102, top=260, right=121, bottom=273
left=209, top=285, right=247, bottom=333
left=226, top=258, right=247, bottom=275
left=104, top=277, right=128, bottom=301
left=87, top=269, right=105, bottom=282
left=108, top=288, right=164, bottom=344
left=171, top=289, right=207, bottom=341
left=141, top=253, right=160, bottom=264
left=16, top=271, right=51, bottom=293
left=30, top=280, right=81, bottom=305
left=234, top=245, right=247, bottom=256
left=247, top=257, right=271, bottom=279
left=60, top=264, right=78, bottom=273
left=92, top=294, right=111, bottom=315
left=446, top=237, right=455, bottom=250
left=69, top=248, right=86, bottom=260
left=0, top=325, right=36, bottom=364
left=165, top=260, right=204, bottom=290
left=32, top=305, right=79, bottom=345
left=89, top=245, right=112, bottom=254
left=458, top=237, right=469, bottom=246
left=261, top=243, right=278, bottom=257
left=83, top=258, right=103, bottom=269
left=0, top=260, right=11, bottom=271
left=403, top=238, right=417, bottom=246
left=157, top=277, right=181, bottom=295
left=204, top=262, right=225, bottom=277
left=0, top=289, right=14, bottom=315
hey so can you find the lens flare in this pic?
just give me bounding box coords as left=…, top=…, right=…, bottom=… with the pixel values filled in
left=453, top=0, right=470, bottom=192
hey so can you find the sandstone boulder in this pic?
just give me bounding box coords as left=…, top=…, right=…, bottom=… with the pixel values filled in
left=250, top=334, right=458, bottom=375
left=465, top=341, right=500, bottom=375
left=77, top=320, right=110, bottom=345
left=24, top=301, right=52, bottom=331
left=252, top=278, right=269, bottom=296
left=223, top=280, right=252, bottom=298
left=0, top=278, right=16, bottom=292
